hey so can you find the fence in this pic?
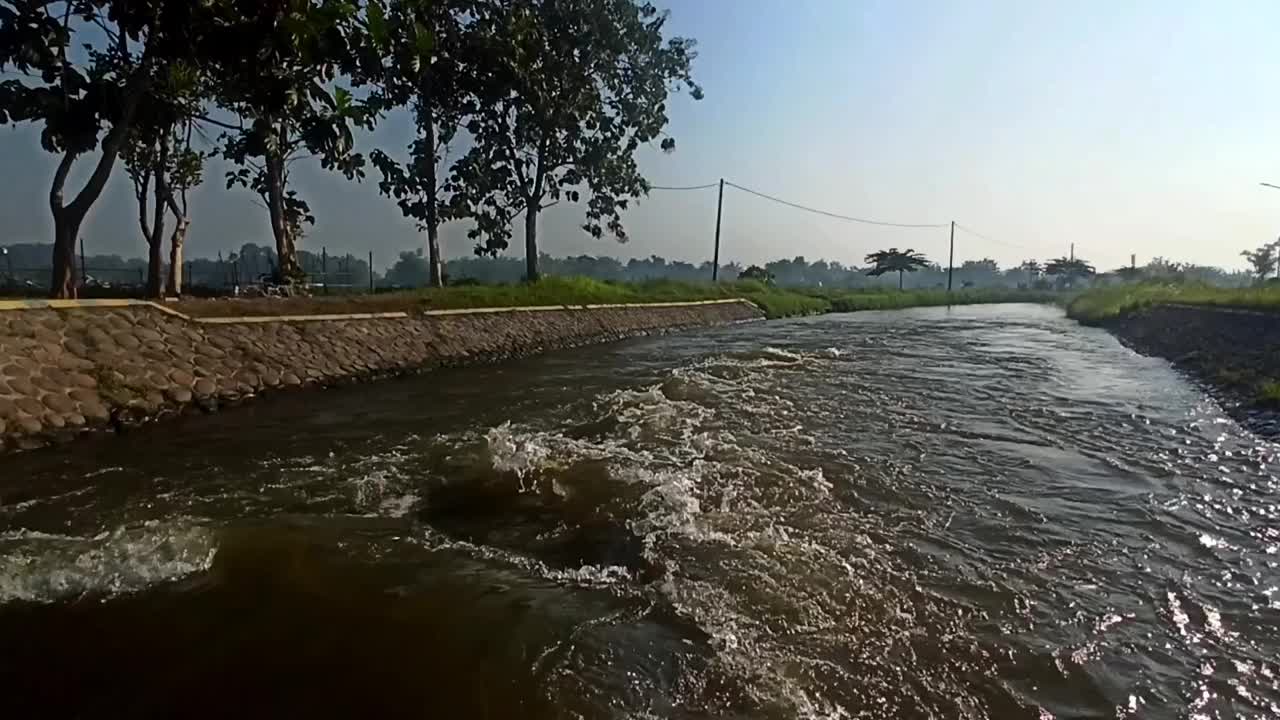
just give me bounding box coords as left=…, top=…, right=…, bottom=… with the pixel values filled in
left=1, top=247, right=379, bottom=298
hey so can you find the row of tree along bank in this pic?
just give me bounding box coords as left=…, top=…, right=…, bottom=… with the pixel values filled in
left=1, top=0, right=700, bottom=297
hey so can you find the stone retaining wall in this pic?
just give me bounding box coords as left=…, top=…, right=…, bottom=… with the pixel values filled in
left=0, top=299, right=762, bottom=452
left=1100, top=304, right=1280, bottom=433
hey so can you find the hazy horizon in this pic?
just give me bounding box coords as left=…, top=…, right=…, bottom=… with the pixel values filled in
left=3, top=0, right=1278, bottom=274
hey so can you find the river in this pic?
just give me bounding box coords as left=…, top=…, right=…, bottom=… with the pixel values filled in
left=1, top=304, right=1278, bottom=719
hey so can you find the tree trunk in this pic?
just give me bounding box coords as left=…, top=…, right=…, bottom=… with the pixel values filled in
left=50, top=210, right=82, bottom=299
left=524, top=203, right=539, bottom=282
left=422, top=101, right=443, bottom=288
left=144, top=137, right=170, bottom=299
left=266, top=124, right=297, bottom=282
left=898, top=270, right=904, bottom=290
left=166, top=219, right=188, bottom=296
left=145, top=229, right=165, bottom=298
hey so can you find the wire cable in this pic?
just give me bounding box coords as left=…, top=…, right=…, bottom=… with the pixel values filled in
left=723, top=181, right=949, bottom=228
left=648, top=182, right=720, bottom=191
left=953, top=223, right=1035, bottom=252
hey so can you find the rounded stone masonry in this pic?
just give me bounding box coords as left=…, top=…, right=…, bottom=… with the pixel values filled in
left=0, top=300, right=762, bottom=452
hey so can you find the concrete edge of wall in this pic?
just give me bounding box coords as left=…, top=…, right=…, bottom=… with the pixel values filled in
left=0, top=297, right=754, bottom=324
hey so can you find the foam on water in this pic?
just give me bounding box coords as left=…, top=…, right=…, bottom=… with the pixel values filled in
left=0, top=520, right=218, bottom=603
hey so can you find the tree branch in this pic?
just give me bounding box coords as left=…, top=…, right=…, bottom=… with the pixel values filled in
left=49, top=148, right=76, bottom=213
left=193, top=114, right=245, bottom=132
left=89, top=12, right=119, bottom=45
left=136, top=170, right=153, bottom=241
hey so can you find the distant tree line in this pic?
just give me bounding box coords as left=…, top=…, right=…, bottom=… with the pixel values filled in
left=402, top=249, right=1255, bottom=289
left=2, top=240, right=1260, bottom=292
left=1, top=0, right=701, bottom=298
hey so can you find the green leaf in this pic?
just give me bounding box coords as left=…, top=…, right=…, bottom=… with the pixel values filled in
left=334, top=86, right=352, bottom=111
left=367, top=1, right=388, bottom=51
left=413, top=21, right=434, bottom=58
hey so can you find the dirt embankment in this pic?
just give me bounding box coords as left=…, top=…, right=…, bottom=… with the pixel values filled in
left=0, top=300, right=762, bottom=452
left=1098, top=304, right=1280, bottom=434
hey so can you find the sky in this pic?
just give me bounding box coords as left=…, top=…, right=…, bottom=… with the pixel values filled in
left=2, top=0, right=1279, bottom=273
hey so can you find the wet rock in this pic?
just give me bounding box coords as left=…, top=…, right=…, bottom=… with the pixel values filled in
left=143, top=391, right=167, bottom=413
left=170, top=369, right=195, bottom=387
left=111, top=332, right=141, bottom=350
left=1, top=362, right=29, bottom=379
left=15, top=416, right=41, bottom=434
left=8, top=378, right=37, bottom=398
left=78, top=402, right=110, bottom=424
left=0, top=397, right=16, bottom=419
left=68, top=388, right=100, bottom=404
left=41, top=393, right=77, bottom=414
left=168, top=386, right=193, bottom=404
left=193, top=378, right=217, bottom=397
left=32, top=327, right=62, bottom=345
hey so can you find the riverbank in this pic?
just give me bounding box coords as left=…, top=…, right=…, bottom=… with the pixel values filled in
left=1066, top=282, right=1280, bottom=322
left=0, top=281, right=1064, bottom=452
left=0, top=298, right=762, bottom=453
left=1068, top=287, right=1280, bottom=433
left=165, top=277, right=1058, bottom=320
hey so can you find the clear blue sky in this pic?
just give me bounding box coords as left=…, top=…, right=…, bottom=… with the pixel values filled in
left=3, top=0, right=1278, bottom=272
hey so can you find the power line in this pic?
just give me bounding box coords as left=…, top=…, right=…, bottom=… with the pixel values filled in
left=953, top=223, right=1034, bottom=252
left=723, top=181, right=949, bottom=228
left=649, top=182, right=719, bottom=191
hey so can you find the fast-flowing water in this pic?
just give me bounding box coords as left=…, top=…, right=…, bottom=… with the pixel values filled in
left=2, top=304, right=1278, bottom=719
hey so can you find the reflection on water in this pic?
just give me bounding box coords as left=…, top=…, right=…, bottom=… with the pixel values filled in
left=2, top=304, right=1279, bottom=719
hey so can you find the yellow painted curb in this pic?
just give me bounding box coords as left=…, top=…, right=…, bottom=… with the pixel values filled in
left=196, top=311, right=412, bottom=324
left=0, top=296, right=759, bottom=324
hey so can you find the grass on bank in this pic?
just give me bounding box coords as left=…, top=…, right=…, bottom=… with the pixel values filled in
left=1067, top=282, right=1280, bottom=323
left=812, top=287, right=1058, bottom=313
left=168, top=277, right=823, bottom=319
left=168, top=277, right=1059, bottom=319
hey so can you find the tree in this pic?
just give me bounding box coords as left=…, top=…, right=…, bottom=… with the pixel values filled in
left=121, top=59, right=204, bottom=298
left=122, top=119, right=171, bottom=297
left=162, top=123, right=201, bottom=296
left=1018, top=260, right=1043, bottom=287
left=447, top=0, right=701, bottom=282
left=384, top=248, right=431, bottom=287
left=1044, top=257, right=1096, bottom=288
left=865, top=248, right=929, bottom=290
left=207, top=0, right=377, bottom=283
left=368, top=0, right=473, bottom=288
left=738, top=265, right=772, bottom=283
left=1240, top=242, right=1278, bottom=283
left=1, top=0, right=199, bottom=297
left=1114, top=265, right=1143, bottom=282
left=1145, top=256, right=1186, bottom=278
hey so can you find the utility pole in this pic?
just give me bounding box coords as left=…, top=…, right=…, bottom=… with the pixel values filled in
left=946, top=221, right=955, bottom=292
left=712, top=178, right=724, bottom=282
left=79, top=237, right=87, bottom=289
left=1070, top=243, right=1075, bottom=261
left=1130, top=253, right=1136, bottom=270
left=368, top=250, right=375, bottom=293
